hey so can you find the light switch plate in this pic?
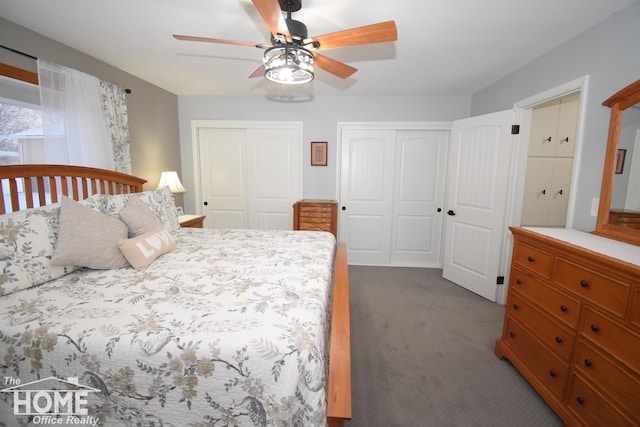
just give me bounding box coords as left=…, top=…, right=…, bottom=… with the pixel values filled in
left=590, top=197, right=599, bottom=216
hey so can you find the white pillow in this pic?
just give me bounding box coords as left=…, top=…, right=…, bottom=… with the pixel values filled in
left=51, top=197, right=129, bottom=269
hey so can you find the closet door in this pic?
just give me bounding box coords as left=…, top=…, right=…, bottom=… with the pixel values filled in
left=391, top=130, right=447, bottom=266
left=247, top=128, right=301, bottom=230
left=197, top=123, right=301, bottom=230
left=339, top=129, right=396, bottom=265
left=339, top=126, right=448, bottom=266
left=198, top=128, right=248, bottom=229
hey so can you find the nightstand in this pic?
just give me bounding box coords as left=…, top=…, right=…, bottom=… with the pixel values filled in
left=179, top=214, right=206, bottom=228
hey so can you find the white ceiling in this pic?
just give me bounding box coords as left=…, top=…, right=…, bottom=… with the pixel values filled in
left=0, top=0, right=636, bottom=98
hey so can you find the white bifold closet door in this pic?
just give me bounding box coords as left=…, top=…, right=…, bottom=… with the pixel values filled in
left=197, top=124, right=301, bottom=230
left=339, top=128, right=448, bottom=267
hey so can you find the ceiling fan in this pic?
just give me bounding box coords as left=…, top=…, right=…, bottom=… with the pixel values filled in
left=173, top=0, right=398, bottom=84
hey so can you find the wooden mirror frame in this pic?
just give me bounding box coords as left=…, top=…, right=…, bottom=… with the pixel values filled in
left=594, top=79, right=640, bottom=245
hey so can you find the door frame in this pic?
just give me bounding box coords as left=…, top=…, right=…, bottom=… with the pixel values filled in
left=498, top=75, right=590, bottom=303
left=191, top=120, right=303, bottom=218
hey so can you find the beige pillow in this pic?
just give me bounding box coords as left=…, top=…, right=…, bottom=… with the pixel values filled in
left=118, top=225, right=176, bottom=269
left=119, top=195, right=161, bottom=237
left=51, top=196, right=129, bottom=269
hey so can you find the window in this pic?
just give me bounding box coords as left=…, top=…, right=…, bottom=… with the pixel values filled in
left=0, top=67, right=43, bottom=165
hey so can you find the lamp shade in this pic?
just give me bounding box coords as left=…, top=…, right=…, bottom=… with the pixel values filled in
left=157, top=171, right=186, bottom=193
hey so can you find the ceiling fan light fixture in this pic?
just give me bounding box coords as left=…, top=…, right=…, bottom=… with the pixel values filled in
left=264, top=45, right=314, bottom=85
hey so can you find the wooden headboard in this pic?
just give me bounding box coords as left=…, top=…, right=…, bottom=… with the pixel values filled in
left=0, top=164, right=147, bottom=214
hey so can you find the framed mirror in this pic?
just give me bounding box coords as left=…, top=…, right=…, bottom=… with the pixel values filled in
left=595, top=79, right=640, bottom=245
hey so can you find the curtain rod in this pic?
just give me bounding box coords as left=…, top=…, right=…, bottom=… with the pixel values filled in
left=0, top=44, right=37, bottom=60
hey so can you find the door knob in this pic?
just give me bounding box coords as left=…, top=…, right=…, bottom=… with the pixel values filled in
left=341, top=206, right=346, bottom=211
left=447, top=210, right=456, bottom=216
left=203, top=201, right=208, bottom=206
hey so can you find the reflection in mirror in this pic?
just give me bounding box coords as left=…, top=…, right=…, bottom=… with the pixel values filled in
left=611, top=103, right=640, bottom=213
left=596, top=79, right=640, bottom=245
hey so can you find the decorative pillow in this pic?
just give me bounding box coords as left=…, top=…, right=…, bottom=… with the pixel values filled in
left=51, top=196, right=129, bottom=269
left=118, top=225, right=176, bottom=269
left=0, top=204, right=77, bottom=295
left=98, top=187, right=180, bottom=232
left=119, top=195, right=161, bottom=237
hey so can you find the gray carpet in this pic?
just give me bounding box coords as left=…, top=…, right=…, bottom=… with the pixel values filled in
left=345, top=266, right=563, bottom=427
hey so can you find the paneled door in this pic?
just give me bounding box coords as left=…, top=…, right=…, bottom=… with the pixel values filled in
left=197, top=123, right=302, bottom=230
left=442, top=110, right=513, bottom=301
left=339, top=127, right=448, bottom=267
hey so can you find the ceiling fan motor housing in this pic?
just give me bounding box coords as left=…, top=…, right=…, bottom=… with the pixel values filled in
left=279, top=0, right=302, bottom=13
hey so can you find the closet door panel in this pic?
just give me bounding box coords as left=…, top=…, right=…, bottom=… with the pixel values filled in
left=198, top=128, right=247, bottom=229
left=548, top=159, right=573, bottom=226
left=520, top=158, right=553, bottom=226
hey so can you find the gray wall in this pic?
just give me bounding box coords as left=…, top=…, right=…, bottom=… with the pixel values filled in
left=177, top=95, right=471, bottom=214
left=471, top=1, right=640, bottom=231
left=0, top=18, right=182, bottom=204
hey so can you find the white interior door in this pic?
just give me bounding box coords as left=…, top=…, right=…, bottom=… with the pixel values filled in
left=339, top=129, right=396, bottom=265
left=442, top=110, right=514, bottom=302
left=391, top=130, right=447, bottom=266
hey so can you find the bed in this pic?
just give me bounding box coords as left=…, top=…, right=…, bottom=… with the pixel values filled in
left=0, top=164, right=351, bottom=427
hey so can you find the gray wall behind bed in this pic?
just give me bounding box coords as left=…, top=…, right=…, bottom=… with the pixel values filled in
left=0, top=17, right=183, bottom=206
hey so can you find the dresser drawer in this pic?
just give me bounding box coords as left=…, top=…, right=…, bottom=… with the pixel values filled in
left=300, top=206, right=333, bottom=217
left=555, top=259, right=630, bottom=318
left=503, top=317, right=570, bottom=399
left=509, top=292, right=575, bottom=361
left=510, top=267, right=580, bottom=329
left=299, top=222, right=332, bottom=232
left=580, top=308, right=640, bottom=375
left=512, top=242, right=553, bottom=279
left=567, top=373, right=636, bottom=427
left=574, top=341, right=640, bottom=420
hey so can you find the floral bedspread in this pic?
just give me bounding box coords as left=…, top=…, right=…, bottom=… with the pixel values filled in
left=0, top=228, right=336, bottom=427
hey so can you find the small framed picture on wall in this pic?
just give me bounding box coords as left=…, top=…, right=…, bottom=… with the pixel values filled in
left=311, top=141, right=328, bottom=166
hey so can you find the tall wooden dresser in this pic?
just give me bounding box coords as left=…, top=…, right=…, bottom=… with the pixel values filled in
left=292, top=200, right=338, bottom=238
left=495, top=227, right=640, bottom=426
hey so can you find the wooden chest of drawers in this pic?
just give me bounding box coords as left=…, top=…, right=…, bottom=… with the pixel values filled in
left=292, top=200, right=338, bottom=238
left=495, top=227, right=640, bottom=426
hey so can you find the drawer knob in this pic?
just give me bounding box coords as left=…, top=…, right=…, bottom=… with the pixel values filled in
left=580, top=280, right=589, bottom=288
left=584, top=359, right=593, bottom=367
left=515, top=279, right=522, bottom=285
left=509, top=332, right=515, bottom=338
left=576, top=396, right=585, bottom=405
left=512, top=304, right=519, bottom=310
left=560, top=305, right=568, bottom=312
left=555, top=336, right=563, bottom=344
left=590, top=324, right=599, bottom=333
left=527, top=256, right=534, bottom=262
left=549, top=370, right=556, bottom=378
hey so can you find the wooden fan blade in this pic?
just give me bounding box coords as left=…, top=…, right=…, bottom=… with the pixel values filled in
left=173, top=34, right=269, bottom=48
left=313, top=53, right=358, bottom=79
left=308, top=21, right=397, bottom=50
left=252, top=0, right=291, bottom=40
left=249, top=65, right=265, bottom=78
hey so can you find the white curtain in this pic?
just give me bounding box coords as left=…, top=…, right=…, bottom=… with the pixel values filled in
left=37, top=59, right=131, bottom=173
